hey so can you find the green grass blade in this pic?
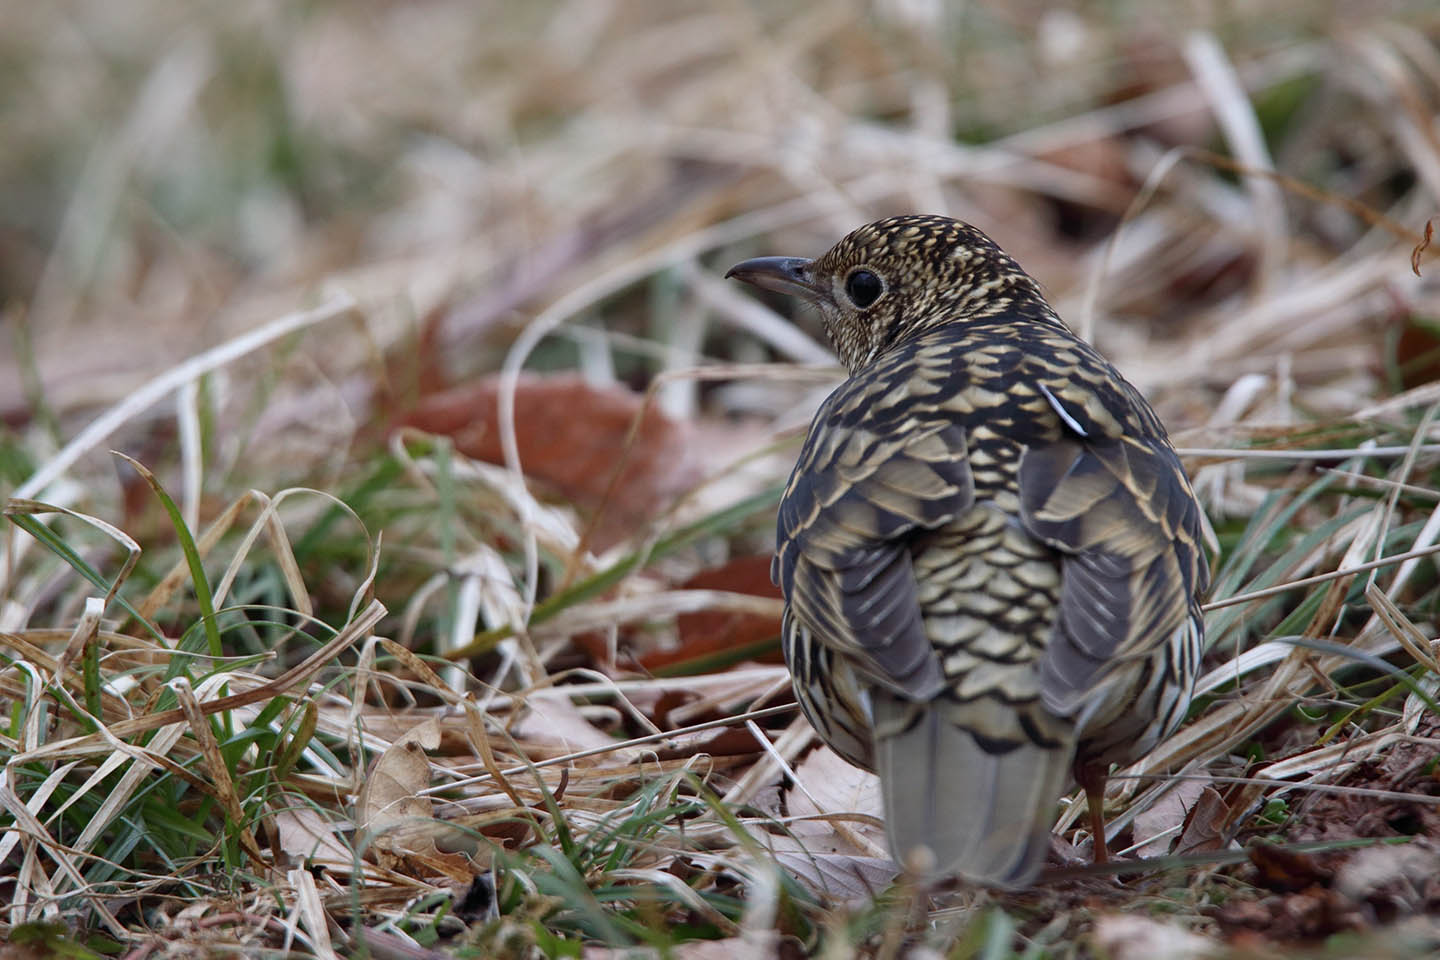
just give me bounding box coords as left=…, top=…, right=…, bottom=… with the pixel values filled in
left=114, top=453, right=223, bottom=662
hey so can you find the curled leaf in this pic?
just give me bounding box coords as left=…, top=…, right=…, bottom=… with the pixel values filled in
left=1413, top=218, right=1434, bottom=277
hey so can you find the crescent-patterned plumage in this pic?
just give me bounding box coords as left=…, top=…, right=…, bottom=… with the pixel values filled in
left=728, top=215, right=1208, bottom=886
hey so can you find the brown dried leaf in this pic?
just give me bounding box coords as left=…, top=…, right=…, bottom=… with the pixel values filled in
left=511, top=694, right=621, bottom=758
left=1413, top=217, right=1434, bottom=277
left=397, top=373, right=701, bottom=549
left=1248, top=841, right=1331, bottom=893
left=355, top=718, right=480, bottom=882
left=273, top=805, right=354, bottom=868
left=767, top=838, right=898, bottom=904
left=1132, top=778, right=1208, bottom=858
left=401, top=844, right=479, bottom=885
left=743, top=747, right=898, bottom=901
left=786, top=746, right=885, bottom=845
left=641, top=554, right=784, bottom=672
left=653, top=726, right=767, bottom=761
left=357, top=718, right=441, bottom=835
left=771, top=748, right=892, bottom=903
left=1175, top=786, right=1232, bottom=855
left=1092, top=914, right=1218, bottom=960
left=1393, top=316, right=1440, bottom=390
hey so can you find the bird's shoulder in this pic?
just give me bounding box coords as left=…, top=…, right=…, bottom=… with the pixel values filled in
left=776, top=312, right=1207, bottom=599
left=800, top=317, right=1161, bottom=459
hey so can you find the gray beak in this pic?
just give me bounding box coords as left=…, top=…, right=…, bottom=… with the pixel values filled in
left=724, top=256, right=821, bottom=300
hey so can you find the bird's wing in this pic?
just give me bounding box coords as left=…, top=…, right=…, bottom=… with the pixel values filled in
left=1016, top=436, right=1209, bottom=713
left=774, top=407, right=974, bottom=700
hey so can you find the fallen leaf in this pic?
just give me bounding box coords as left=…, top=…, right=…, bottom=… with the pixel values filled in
left=511, top=693, right=624, bottom=758
left=641, top=554, right=784, bottom=673
left=786, top=745, right=885, bottom=845
left=357, top=718, right=442, bottom=836
left=1132, top=778, right=1208, bottom=858
left=1247, top=841, right=1330, bottom=893
left=763, top=746, right=895, bottom=901
left=274, top=804, right=354, bottom=868
left=397, top=373, right=701, bottom=549
left=1175, top=786, right=1232, bottom=855
left=1393, top=316, right=1440, bottom=390
left=1413, top=217, right=1434, bottom=277
left=770, top=843, right=898, bottom=904
left=356, top=719, right=477, bottom=882
left=652, top=726, right=767, bottom=760
left=1092, top=914, right=1218, bottom=960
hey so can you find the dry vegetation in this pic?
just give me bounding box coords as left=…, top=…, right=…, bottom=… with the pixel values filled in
left=3, top=1, right=1440, bottom=957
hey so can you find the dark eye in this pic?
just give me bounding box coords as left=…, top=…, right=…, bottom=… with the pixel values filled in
left=844, top=269, right=883, bottom=308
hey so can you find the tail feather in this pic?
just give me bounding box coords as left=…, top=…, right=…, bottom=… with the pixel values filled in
left=873, top=698, right=1073, bottom=887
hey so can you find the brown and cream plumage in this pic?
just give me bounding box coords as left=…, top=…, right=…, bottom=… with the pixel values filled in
left=726, top=215, right=1208, bottom=887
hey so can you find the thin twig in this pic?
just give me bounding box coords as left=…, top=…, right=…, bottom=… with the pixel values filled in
left=427, top=703, right=797, bottom=793
left=1202, top=542, right=1440, bottom=611
left=1178, top=445, right=1440, bottom=459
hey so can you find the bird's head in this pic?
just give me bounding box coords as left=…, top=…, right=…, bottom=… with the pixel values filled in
left=726, top=215, right=1054, bottom=374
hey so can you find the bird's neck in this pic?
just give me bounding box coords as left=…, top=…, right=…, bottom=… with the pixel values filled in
left=854, top=293, right=1071, bottom=371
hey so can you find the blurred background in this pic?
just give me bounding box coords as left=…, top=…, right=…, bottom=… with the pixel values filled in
left=5, top=0, right=1436, bottom=475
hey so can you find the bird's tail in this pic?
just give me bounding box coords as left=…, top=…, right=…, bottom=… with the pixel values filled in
left=873, top=697, right=1074, bottom=887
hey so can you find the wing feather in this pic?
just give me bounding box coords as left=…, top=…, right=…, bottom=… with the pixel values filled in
left=1018, top=438, right=1208, bottom=714
left=775, top=403, right=974, bottom=699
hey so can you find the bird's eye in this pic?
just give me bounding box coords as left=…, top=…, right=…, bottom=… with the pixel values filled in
left=844, top=269, right=883, bottom=308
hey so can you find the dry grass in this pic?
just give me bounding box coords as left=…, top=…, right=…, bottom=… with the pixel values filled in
left=3, top=1, right=1440, bottom=957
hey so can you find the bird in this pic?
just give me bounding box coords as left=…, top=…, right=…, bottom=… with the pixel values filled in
left=725, top=215, right=1208, bottom=887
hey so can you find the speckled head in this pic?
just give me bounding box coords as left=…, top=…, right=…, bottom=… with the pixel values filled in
left=726, top=215, right=1056, bottom=374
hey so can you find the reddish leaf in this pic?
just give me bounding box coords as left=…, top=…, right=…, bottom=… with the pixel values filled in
left=1248, top=841, right=1330, bottom=893
left=1395, top=316, right=1440, bottom=389
left=639, top=554, right=784, bottom=672
left=1132, top=778, right=1207, bottom=858
left=652, top=726, right=768, bottom=760
left=1175, top=785, right=1232, bottom=854
left=1413, top=217, right=1434, bottom=277
left=566, top=629, right=622, bottom=667
left=398, top=373, right=701, bottom=549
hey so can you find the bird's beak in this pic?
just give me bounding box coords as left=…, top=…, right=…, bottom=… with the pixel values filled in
left=724, top=256, right=821, bottom=301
